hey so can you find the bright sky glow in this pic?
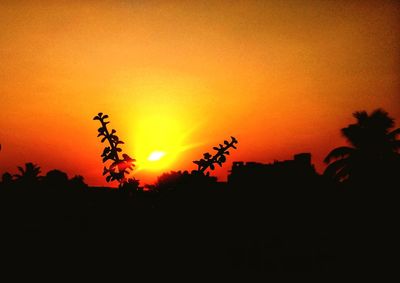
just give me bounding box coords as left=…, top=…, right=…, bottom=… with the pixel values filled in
left=0, top=1, right=399, bottom=186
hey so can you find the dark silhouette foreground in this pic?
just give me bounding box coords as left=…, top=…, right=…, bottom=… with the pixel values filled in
left=1, top=159, right=398, bottom=272
left=0, top=109, right=399, bottom=272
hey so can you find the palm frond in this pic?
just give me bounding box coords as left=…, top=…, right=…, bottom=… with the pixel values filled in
left=324, top=146, right=354, bottom=164
left=17, top=166, right=24, bottom=175
left=370, top=108, right=394, bottom=131
left=353, top=111, right=368, bottom=124
left=323, top=158, right=348, bottom=179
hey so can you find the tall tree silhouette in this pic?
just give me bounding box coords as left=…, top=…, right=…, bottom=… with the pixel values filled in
left=14, top=162, right=42, bottom=184
left=324, top=109, right=400, bottom=182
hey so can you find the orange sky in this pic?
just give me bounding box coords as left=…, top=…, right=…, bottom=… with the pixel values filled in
left=1, top=0, right=399, bottom=186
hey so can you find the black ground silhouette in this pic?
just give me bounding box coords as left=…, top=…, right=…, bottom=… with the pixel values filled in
left=0, top=109, right=399, bottom=273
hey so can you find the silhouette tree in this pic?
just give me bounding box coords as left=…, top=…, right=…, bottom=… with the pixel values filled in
left=155, top=170, right=188, bottom=191
left=193, top=136, right=238, bottom=174
left=69, top=175, right=88, bottom=190
left=155, top=170, right=217, bottom=192
left=43, top=169, right=69, bottom=188
left=93, top=112, right=137, bottom=186
left=324, top=109, right=400, bottom=182
left=14, top=162, right=42, bottom=184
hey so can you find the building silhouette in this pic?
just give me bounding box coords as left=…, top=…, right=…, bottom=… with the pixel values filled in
left=228, top=153, right=317, bottom=189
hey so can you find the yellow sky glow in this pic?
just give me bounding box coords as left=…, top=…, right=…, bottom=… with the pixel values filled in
left=0, top=1, right=399, bottom=186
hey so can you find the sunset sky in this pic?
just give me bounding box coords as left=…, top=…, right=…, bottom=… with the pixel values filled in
left=1, top=0, right=399, bottom=186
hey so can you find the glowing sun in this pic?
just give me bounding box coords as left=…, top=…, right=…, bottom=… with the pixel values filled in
left=147, top=151, right=166, bottom=161
left=129, top=113, right=195, bottom=173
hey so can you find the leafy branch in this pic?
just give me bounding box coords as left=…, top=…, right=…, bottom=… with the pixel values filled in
left=193, top=136, right=238, bottom=173
left=93, top=112, right=135, bottom=184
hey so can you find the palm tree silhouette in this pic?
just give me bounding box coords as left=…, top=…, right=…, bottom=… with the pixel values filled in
left=14, top=162, right=42, bottom=184
left=324, top=109, right=400, bottom=183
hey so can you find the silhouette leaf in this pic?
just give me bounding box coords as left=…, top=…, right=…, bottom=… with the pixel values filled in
left=204, top=153, right=212, bottom=159
left=122, top=153, right=134, bottom=162
left=324, top=147, right=354, bottom=164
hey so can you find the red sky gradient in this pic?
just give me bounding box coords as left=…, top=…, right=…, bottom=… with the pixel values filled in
left=1, top=1, right=399, bottom=186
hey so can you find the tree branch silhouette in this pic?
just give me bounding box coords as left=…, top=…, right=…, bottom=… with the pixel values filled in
left=93, top=112, right=136, bottom=184
left=193, top=136, right=238, bottom=173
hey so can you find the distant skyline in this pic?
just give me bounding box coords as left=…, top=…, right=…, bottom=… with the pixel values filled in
left=1, top=1, right=399, bottom=186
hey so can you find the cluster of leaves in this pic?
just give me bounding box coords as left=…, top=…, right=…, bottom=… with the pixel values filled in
left=14, top=162, right=42, bottom=183
left=193, top=136, right=238, bottom=173
left=324, top=109, right=400, bottom=182
left=94, top=113, right=135, bottom=184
